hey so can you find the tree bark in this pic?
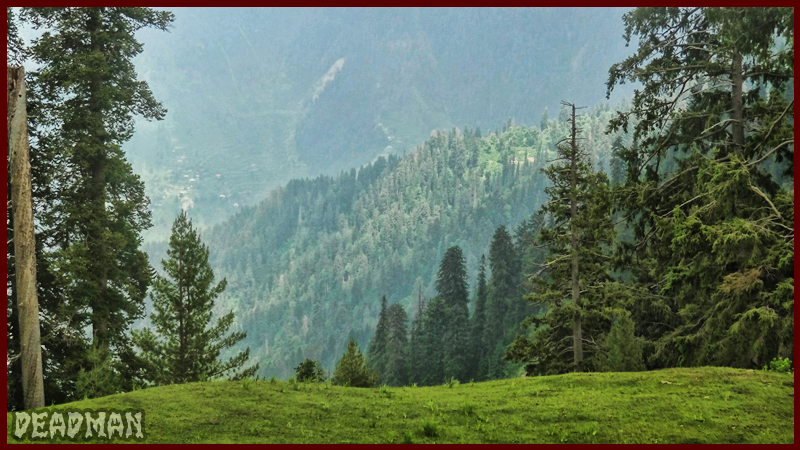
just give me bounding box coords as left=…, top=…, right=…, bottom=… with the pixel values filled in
left=731, top=51, right=745, bottom=155
left=86, top=8, right=110, bottom=351
left=8, top=65, right=45, bottom=410
left=567, top=102, right=583, bottom=372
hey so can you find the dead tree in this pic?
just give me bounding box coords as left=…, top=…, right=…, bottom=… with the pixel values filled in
left=7, top=65, right=45, bottom=410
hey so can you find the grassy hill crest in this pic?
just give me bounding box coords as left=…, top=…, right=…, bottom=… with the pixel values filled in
left=7, top=367, right=793, bottom=444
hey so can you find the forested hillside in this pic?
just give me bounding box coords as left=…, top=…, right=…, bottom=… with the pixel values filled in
left=194, top=107, right=630, bottom=379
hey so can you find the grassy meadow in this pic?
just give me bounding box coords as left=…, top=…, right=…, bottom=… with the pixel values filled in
left=7, top=366, right=794, bottom=444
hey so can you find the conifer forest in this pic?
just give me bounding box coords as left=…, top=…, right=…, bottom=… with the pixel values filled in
left=6, top=7, right=793, bottom=428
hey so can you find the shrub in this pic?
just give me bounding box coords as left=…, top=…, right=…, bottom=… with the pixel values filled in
left=295, top=358, right=326, bottom=382
left=763, top=357, right=792, bottom=373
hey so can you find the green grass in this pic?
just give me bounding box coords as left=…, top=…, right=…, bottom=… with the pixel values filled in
left=7, top=367, right=794, bottom=444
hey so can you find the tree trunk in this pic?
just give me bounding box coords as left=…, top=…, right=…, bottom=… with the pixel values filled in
left=86, top=8, right=110, bottom=351
left=731, top=51, right=745, bottom=155
left=7, top=65, right=45, bottom=410
left=568, top=102, right=583, bottom=372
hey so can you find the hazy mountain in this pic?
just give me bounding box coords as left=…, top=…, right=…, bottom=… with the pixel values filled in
left=124, top=7, right=636, bottom=240
left=164, top=106, right=630, bottom=379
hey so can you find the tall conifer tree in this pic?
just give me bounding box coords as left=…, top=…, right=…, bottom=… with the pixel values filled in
left=367, top=295, right=390, bottom=383
left=606, top=7, right=794, bottom=368
left=507, top=102, right=615, bottom=375
left=483, top=225, right=519, bottom=379
left=7, top=7, right=174, bottom=404
left=384, top=303, right=409, bottom=386
left=132, top=211, right=258, bottom=384
left=470, top=255, right=489, bottom=381
left=436, top=246, right=470, bottom=382
left=407, top=291, right=426, bottom=385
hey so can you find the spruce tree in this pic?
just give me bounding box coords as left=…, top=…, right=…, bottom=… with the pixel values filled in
left=436, top=246, right=470, bottom=382
left=7, top=7, right=174, bottom=404
left=606, top=7, right=794, bottom=369
left=482, top=225, right=519, bottom=379
left=366, top=295, right=390, bottom=383
left=384, top=303, right=409, bottom=386
left=420, top=296, right=447, bottom=385
left=132, top=211, right=258, bottom=384
left=407, top=292, right=426, bottom=385
left=596, top=313, right=645, bottom=372
left=470, top=255, right=489, bottom=381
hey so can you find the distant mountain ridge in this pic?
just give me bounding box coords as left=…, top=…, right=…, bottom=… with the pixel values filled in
left=124, top=7, right=636, bottom=240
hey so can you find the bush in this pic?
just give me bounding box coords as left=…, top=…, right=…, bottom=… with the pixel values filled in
left=332, top=338, right=378, bottom=388
left=294, top=358, right=326, bottom=382
left=763, top=357, right=792, bottom=373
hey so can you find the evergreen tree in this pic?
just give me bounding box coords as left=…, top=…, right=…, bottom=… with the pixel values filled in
left=7, top=7, right=174, bottom=406
left=420, top=296, right=447, bottom=385
left=609, top=135, right=625, bottom=188
left=294, top=358, right=325, bottom=382
left=596, top=313, right=645, bottom=372
left=132, top=211, right=258, bottom=384
left=6, top=7, right=24, bottom=65
left=506, top=102, right=615, bottom=375
left=436, top=246, right=470, bottom=382
left=384, top=303, right=409, bottom=386
left=366, top=295, right=390, bottom=383
left=407, top=292, right=426, bottom=385
left=436, top=246, right=470, bottom=309
left=332, top=338, right=378, bottom=388
left=470, top=255, right=489, bottom=381
left=482, top=225, right=519, bottom=379
left=606, top=7, right=794, bottom=369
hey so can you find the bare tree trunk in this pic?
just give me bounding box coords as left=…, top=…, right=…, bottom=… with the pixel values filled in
left=8, top=65, right=45, bottom=410
left=567, top=102, right=583, bottom=372
left=731, top=51, right=745, bottom=155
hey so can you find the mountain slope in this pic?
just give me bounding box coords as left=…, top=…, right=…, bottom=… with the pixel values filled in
left=192, top=106, right=627, bottom=379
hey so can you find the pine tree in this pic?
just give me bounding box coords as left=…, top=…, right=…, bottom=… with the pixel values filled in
left=407, top=291, right=426, bottom=385
left=506, top=102, right=615, bottom=375
left=470, top=255, right=489, bottom=381
left=606, top=7, right=794, bottom=369
left=384, top=303, right=409, bottom=386
left=366, top=295, right=390, bottom=383
left=332, top=338, right=377, bottom=388
left=436, top=246, right=470, bottom=382
left=132, top=211, right=258, bottom=384
left=6, top=7, right=174, bottom=406
left=420, top=296, right=447, bottom=385
left=482, top=225, right=519, bottom=379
